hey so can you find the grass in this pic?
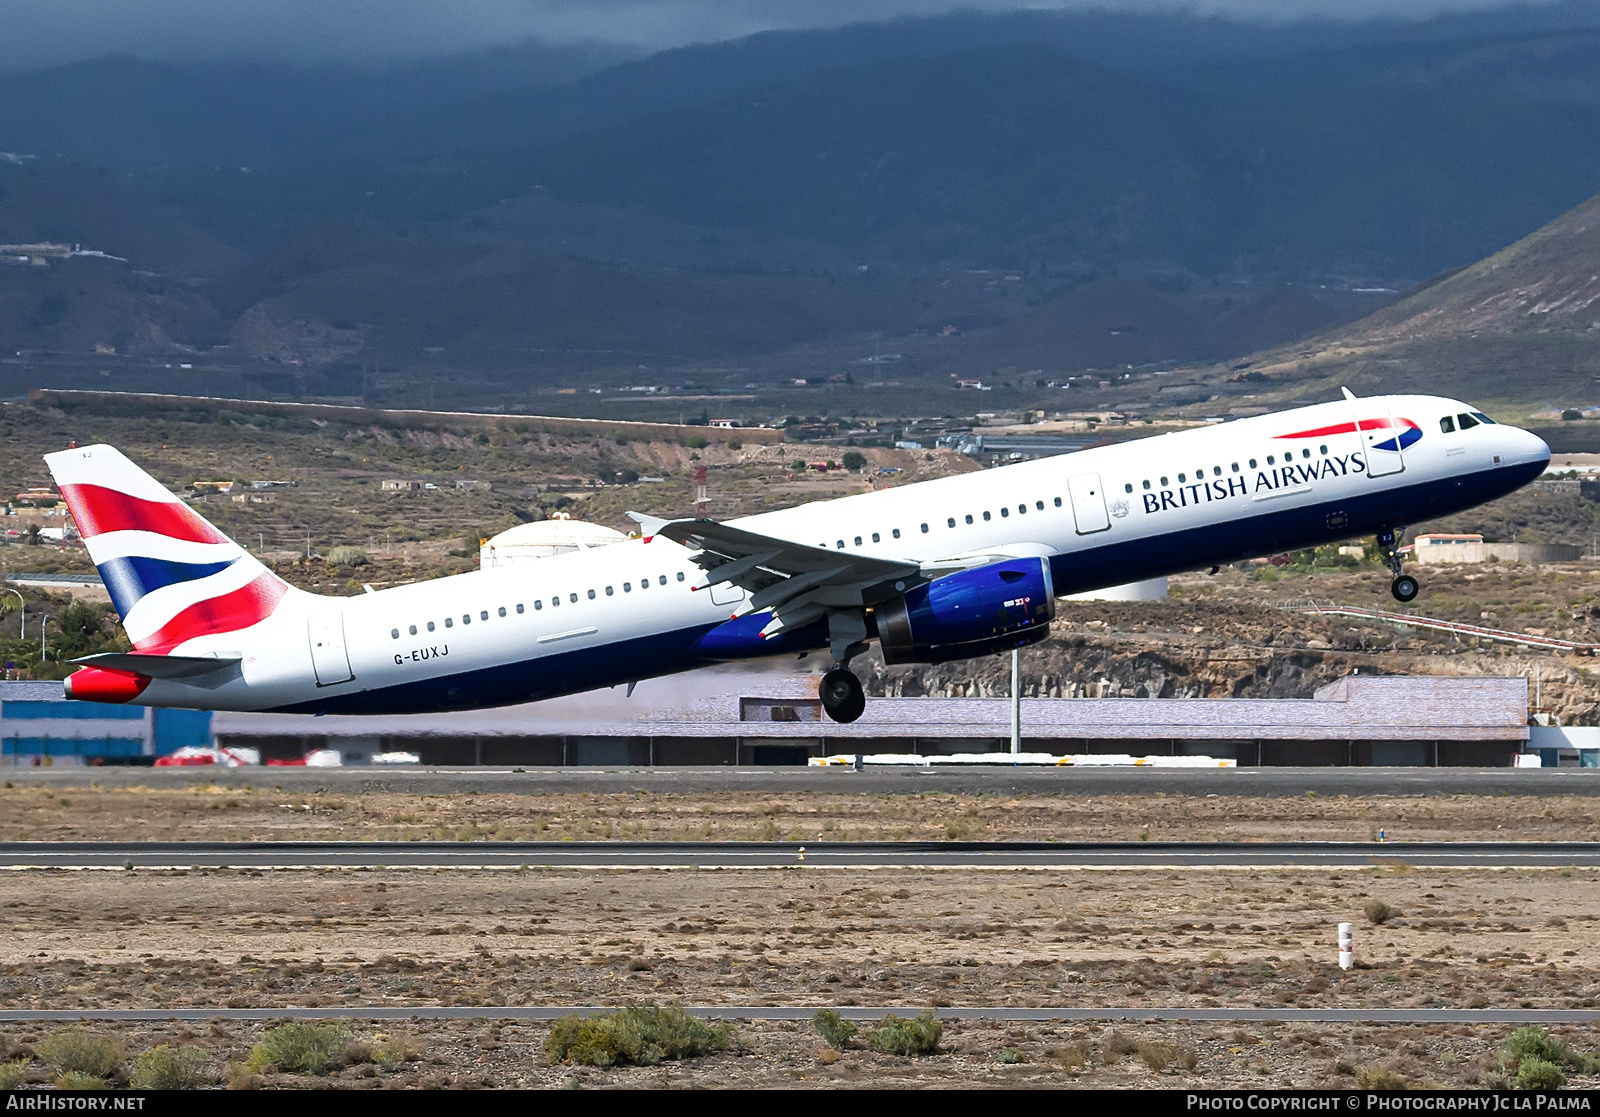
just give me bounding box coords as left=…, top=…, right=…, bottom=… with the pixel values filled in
left=34, top=1029, right=126, bottom=1078
left=1357, top=1066, right=1409, bottom=1089
left=1364, top=899, right=1397, bottom=925
left=813, top=1009, right=858, bottom=1049
left=129, top=1044, right=210, bottom=1089
left=245, top=1022, right=351, bottom=1075
left=863, top=1012, right=942, bottom=1057
left=53, top=1071, right=107, bottom=1090
left=0, top=1059, right=27, bottom=1089
left=1497, top=1024, right=1599, bottom=1090
left=544, top=1005, right=734, bottom=1067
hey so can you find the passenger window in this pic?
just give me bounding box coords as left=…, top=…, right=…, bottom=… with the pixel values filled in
left=552, top=597, right=560, bottom=607
left=836, top=540, right=845, bottom=549
left=570, top=592, right=579, bottom=602
left=1036, top=500, right=1044, bottom=510
left=514, top=604, right=522, bottom=614
left=947, top=518, right=955, bottom=528
left=1017, top=504, right=1026, bottom=514
left=920, top=523, right=929, bottom=533
left=1302, top=449, right=1310, bottom=459
left=533, top=601, right=542, bottom=611
left=854, top=536, right=862, bottom=546
left=1267, top=455, right=1275, bottom=465
left=676, top=572, right=685, bottom=581
left=481, top=610, right=490, bottom=620
left=496, top=607, right=505, bottom=617
left=1319, top=445, right=1328, bottom=455
left=427, top=621, right=435, bottom=632
left=892, top=528, right=901, bottom=538
left=1458, top=413, right=1478, bottom=430
left=1440, top=416, right=1455, bottom=433
left=606, top=586, right=614, bottom=596
left=1231, top=463, right=1240, bottom=472
left=660, top=575, right=668, bottom=585
left=390, top=628, right=399, bottom=639
left=1054, top=497, right=1062, bottom=506
left=409, top=625, right=417, bottom=635
left=462, top=614, right=470, bottom=625
left=1249, top=459, right=1257, bottom=468
left=871, top=532, right=881, bottom=542
left=1142, top=480, right=1151, bottom=490
left=1177, top=473, right=1185, bottom=483
left=622, top=583, right=631, bottom=593
left=1000, top=508, right=1009, bottom=518
left=638, top=578, right=647, bottom=589
left=1160, top=476, right=1168, bottom=486
left=1212, top=467, right=1221, bottom=477
left=982, top=512, right=990, bottom=521
left=588, top=589, right=597, bottom=599
left=964, top=515, right=973, bottom=524
left=445, top=618, right=453, bottom=628
left=1125, top=484, right=1133, bottom=493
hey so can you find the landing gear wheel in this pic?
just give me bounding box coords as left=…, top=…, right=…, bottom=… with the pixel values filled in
left=1391, top=575, right=1419, bottom=603
left=820, top=668, right=866, bottom=724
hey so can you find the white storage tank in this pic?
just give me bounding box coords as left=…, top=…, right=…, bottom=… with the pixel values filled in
left=480, top=514, right=628, bottom=569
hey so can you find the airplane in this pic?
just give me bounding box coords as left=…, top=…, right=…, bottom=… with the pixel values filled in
left=47, top=391, right=1549, bottom=725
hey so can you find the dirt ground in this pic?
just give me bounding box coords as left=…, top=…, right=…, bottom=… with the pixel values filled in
left=4, top=1016, right=1598, bottom=1089
left=7, top=783, right=1600, bottom=842
left=3, top=865, right=1600, bottom=1089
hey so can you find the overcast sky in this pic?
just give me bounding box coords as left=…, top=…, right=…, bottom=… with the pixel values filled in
left=0, top=0, right=1569, bottom=69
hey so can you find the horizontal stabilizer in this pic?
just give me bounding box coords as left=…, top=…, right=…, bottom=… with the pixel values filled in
left=627, top=511, right=669, bottom=536
left=72, top=652, right=241, bottom=679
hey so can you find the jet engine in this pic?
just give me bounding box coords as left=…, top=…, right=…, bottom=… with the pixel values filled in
left=875, top=557, right=1055, bottom=665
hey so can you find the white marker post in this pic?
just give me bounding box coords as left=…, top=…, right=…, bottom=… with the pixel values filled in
left=1338, top=922, right=1354, bottom=970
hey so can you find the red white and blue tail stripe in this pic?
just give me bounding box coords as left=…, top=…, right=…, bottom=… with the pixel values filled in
left=1274, top=416, right=1422, bottom=453
left=45, top=445, right=289, bottom=655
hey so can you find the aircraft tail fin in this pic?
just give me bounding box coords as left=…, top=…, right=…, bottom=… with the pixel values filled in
left=44, top=445, right=290, bottom=653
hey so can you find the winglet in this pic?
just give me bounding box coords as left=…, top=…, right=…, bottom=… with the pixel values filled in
left=1341, top=386, right=1357, bottom=401
left=626, top=511, right=670, bottom=537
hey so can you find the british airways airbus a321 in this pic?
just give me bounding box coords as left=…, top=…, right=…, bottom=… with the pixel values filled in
left=47, top=391, right=1548, bottom=724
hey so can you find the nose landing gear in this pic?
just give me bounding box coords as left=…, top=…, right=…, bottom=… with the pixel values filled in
left=1377, top=528, right=1419, bottom=603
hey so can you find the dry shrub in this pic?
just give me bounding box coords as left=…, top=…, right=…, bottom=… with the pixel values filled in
left=1139, top=1041, right=1199, bottom=1073
left=54, top=1071, right=106, bottom=1091
left=864, top=1012, right=942, bottom=1057
left=372, top=1033, right=422, bottom=1071
left=812, top=1009, right=857, bottom=1049
left=245, top=1022, right=349, bottom=1076
left=1050, top=1040, right=1094, bottom=1070
left=1104, top=1032, right=1141, bottom=1061
left=817, top=1047, right=841, bottom=1065
left=35, top=1030, right=126, bottom=1078
left=1357, top=1066, right=1409, bottom=1090
left=1365, top=900, right=1397, bottom=925
left=544, top=1005, right=733, bottom=1067
left=129, top=1044, right=209, bottom=1089
left=0, top=1060, right=29, bottom=1090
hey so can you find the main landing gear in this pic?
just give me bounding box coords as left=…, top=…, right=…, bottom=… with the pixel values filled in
left=819, top=610, right=869, bottom=723
left=820, top=668, right=866, bottom=723
left=1377, top=528, right=1419, bottom=603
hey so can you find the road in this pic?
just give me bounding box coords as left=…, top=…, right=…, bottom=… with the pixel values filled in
left=4, top=840, right=1599, bottom=869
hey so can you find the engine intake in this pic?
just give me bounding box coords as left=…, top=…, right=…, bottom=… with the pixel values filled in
left=876, top=557, right=1055, bottom=665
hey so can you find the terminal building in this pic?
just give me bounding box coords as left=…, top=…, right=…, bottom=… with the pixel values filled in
left=211, top=674, right=1532, bottom=768
left=0, top=682, right=213, bottom=765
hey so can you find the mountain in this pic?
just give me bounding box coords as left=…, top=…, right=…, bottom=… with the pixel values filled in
left=1172, top=190, right=1600, bottom=419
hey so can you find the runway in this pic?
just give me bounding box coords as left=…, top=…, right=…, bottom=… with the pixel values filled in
left=0, top=1006, right=1596, bottom=1024
left=6, top=766, right=1600, bottom=796
left=5, top=840, right=1600, bottom=869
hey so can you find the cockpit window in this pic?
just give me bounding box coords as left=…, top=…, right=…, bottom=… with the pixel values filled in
left=1471, top=411, right=1496, bottom=425
left=1457, top=413, right=1479, bottom=431
left=1440, top=416, right=1456, bottom=433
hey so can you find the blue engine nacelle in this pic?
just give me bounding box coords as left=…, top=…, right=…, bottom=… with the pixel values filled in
left=875, top=557, right=1055, bottom=665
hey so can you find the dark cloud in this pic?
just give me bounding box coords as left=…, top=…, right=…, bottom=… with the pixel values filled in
left=0, top=0, right=1551, bottom=70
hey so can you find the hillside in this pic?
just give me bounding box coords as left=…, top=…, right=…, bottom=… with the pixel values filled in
left=1173, top=189, right=1600, bottom=420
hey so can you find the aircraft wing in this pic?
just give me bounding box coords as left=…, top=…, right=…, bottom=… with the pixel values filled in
left=656, top=518, right=923, bottom=636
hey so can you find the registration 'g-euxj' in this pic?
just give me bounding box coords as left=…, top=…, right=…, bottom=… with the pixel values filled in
left=47, top=392, right=1549, bottom=724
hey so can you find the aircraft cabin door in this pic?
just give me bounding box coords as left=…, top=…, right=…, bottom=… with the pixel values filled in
left=1356, top=404, right=1407, bottom=478
left=1066, top=472, right=1111, bottom=534
left=308, top=613, right=354, bottom=686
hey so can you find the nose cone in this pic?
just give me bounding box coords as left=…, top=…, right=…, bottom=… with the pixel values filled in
left=1504, top=425, right=1552, bottom=470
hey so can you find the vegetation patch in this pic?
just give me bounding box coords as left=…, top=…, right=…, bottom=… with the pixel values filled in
left=544, top=1004, right=733, bottom=1067
left=245, top=1022, right=351, bottom=1076
left=812, top=1009, right=858, bottom=1049
left=864, top=1011, right=943, bottom=1057
left=129, top=1044, right=210, bottom=1089
left=34, top=1029, right=126, bottom=1078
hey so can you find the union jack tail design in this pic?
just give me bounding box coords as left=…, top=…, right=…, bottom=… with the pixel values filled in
left=45, top=445, right=289, bottom=654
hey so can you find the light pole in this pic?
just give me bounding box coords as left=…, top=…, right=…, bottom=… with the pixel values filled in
left=39, top=613, right=48, bottom=667
left=1010, top=646, right=1022, bottom=755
